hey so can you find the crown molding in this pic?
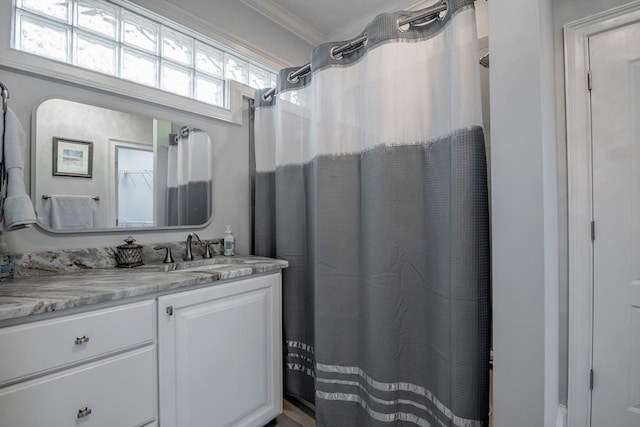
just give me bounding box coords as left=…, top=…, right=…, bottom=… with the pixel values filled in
left=240, top=0, right=327, bottom=46
left=239, top=0, right=442, bottom=49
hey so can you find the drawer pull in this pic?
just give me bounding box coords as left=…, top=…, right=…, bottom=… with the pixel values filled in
left=77, top=406, right=92, bottom=419
left=74, top=336, right=90, bottom=345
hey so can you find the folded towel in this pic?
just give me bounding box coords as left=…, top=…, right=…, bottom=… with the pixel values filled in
left=2, top=108, right=36, bottom=231
left=49, top=195, right=96, bottom=229
left=4, top=193, right=37, bottom=231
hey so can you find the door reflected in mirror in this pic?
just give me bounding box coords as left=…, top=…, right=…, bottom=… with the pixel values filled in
left=116, top=145, right=154, bottom=228
left=33, top=98, right=213, bottom=231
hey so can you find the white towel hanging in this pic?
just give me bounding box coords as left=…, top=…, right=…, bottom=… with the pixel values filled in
left=48, top=195, right=96, bottom=229
left=1, top=107, right=36, bottom=231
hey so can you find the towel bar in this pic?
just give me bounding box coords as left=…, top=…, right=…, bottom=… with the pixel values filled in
left=42, top=194, right=100, bottom=201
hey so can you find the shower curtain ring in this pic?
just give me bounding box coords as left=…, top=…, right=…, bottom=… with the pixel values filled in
left=287, top=72, right=300, bottom=84
left=397, top=0, right=448, bottom=32
left=330, top=46, right=343, bottom=60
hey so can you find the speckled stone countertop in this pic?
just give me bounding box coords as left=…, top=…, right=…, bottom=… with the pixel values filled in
left=0, top=255, right=288, bottom=323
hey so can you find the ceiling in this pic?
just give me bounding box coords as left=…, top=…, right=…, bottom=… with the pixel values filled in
left=240, top=0, right=433, bottom=46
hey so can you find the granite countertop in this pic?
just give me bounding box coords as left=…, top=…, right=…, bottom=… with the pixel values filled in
left=0, top=255, right=288, bottom=323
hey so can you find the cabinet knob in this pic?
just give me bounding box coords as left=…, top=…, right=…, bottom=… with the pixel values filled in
left=74, top=335, right=90, bottom=345
left=77, top=406, right=92, bottom=418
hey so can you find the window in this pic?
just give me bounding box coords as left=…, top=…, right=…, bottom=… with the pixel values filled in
left=13, top=0, right=277, bottom=108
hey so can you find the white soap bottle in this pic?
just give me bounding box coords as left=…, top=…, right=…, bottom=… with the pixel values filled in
left=223, top=225, right=235, bottom=256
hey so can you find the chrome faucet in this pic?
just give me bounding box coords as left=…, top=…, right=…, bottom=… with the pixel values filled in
left=185, top=233, right=197, bottom=261
left=185, top=232, right=212, bottom=260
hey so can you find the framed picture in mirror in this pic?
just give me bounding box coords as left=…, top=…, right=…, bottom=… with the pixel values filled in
left=52, top=137, right=93, bottom=178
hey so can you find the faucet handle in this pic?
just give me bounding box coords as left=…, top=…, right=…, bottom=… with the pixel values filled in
left=154, top=246, right=175, bottom=263
left=202, top=241, right=212, bottom=259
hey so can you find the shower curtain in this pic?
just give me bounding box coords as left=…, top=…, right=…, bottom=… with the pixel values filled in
left=167, top=131, right=212, bottom=226
left=254, top=1, right=490, bottom=425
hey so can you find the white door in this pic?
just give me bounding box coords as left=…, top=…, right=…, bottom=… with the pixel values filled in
left=589, top=19, right=640, bottom=426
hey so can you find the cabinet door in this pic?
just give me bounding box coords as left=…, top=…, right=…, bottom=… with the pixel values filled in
left=158, top=273, right=282, bottom=427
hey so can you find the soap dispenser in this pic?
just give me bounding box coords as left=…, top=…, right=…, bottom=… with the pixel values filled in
left=223, top=225, right=235, bottom=256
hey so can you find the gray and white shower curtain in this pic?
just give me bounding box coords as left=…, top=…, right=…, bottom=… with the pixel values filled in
left=254, top=1, right=490, bottom=425
left=167, top=130, right=212, bottom=226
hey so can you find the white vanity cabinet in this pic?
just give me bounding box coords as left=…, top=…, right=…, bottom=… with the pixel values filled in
left=0, top=269, right=284, bottom=427
left=0, top=300, right=157, bottom=427
left=157, top=272, right=283, bottom=427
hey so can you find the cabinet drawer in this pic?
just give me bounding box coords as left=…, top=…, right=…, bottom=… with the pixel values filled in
left=0, top=346, right=156, bottom=427
left=0, top=300, right=154, bottom=384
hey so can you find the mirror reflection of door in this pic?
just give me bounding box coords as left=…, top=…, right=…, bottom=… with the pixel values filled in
left=115, top=144, right=154, bottom=227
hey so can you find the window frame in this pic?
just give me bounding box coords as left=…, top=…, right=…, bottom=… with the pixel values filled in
left=3, top=0, right=282, bottom=121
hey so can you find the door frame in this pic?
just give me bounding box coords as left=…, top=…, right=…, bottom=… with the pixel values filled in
left=565, top=2, right=640, bottom=426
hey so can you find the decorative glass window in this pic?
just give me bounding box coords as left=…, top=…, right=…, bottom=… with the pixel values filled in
left=13, top=0, right=277, bottom=107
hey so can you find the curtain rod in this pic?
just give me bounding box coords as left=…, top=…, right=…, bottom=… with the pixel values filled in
left=261, top=0, right=448, bottom=101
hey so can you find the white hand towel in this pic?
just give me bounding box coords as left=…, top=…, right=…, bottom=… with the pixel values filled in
left=49, top=195, right=96, bottom=229
left=2, top=108, right=36, bottom=231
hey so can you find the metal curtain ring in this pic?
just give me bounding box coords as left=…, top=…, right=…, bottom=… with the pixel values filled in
left=413, top=0, right=448, bottom=26
left=397, top=16, right=411, bottom=32
left=331, top=33, right=368, bottom=60
left=438, top=0, right=449, bottom=20
left=397, top=0, right=448, bottom=31
left=262, top=88, right=275, bottom=101
left=287, top=72, right=300, bottom=84
left=330, top=46, right=343, bottom=60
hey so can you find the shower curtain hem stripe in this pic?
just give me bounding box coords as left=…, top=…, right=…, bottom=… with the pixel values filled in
left=316, top=391, right=445, bottom=427
left=286, top=340, right=315, bottom=354
left=316, top=363, right=483, bottom=427
left=316, top=377, right=457, bottom=425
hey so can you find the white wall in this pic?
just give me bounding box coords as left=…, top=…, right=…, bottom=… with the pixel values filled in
left=489, top=0, right=559, bottom=426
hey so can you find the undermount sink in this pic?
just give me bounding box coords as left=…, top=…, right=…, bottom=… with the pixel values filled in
left=153, top=258, right=236, bottom=273
left=168, top=263, right=233, bottom=273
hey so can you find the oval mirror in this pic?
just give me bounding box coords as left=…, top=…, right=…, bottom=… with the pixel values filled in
left=33, top=98, right=213, bottom=231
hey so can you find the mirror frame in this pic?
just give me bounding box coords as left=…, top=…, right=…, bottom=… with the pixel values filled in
left=31, top=96, right=218, bottom=234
